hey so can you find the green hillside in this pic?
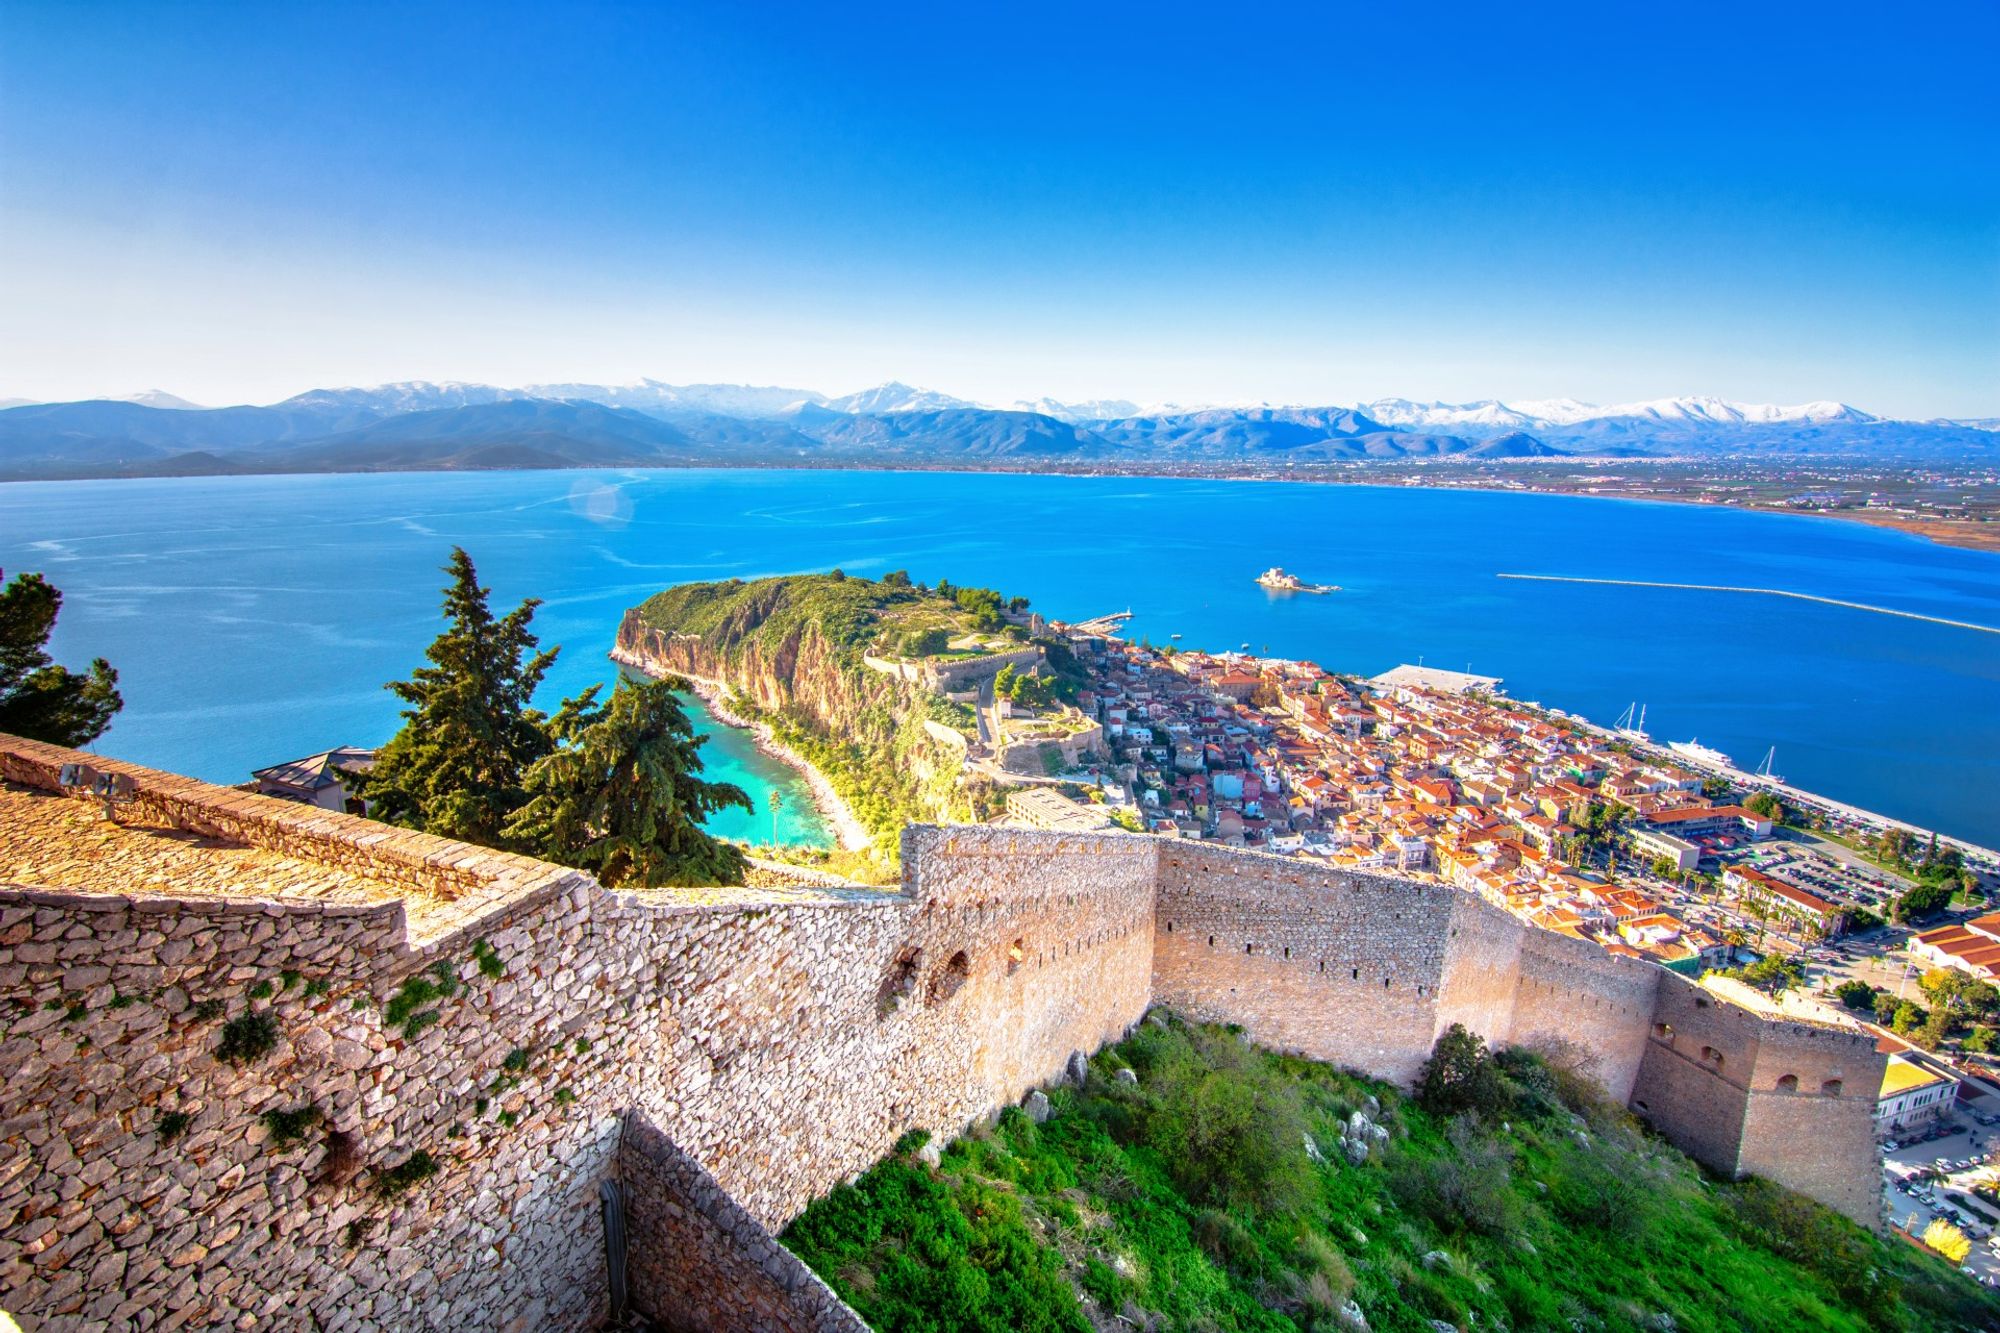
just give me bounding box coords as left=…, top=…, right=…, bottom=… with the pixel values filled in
left=782, top=1018, right=1999, bottom=1333
left=631, top=570, right=1023, bottom=665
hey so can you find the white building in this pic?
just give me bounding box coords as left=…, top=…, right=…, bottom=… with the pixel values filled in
left=1876, top=1053, right=1957, bottom=1134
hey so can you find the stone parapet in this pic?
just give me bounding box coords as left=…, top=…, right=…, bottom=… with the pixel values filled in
left=0, top=733, right=1886, bottom=1330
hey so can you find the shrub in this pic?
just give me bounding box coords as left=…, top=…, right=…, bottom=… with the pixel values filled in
left=1724, top=1176, right=1903, bottom=1326
left=216, top=1010, right=279, bottom=1065
left=1290, top=1230, right=1354, bottom=1305
left=1079, top=1256, right=1127, bottom=1309
left=1145, top=1046, right=1309, bottom=1213
left=1388, top=1118, right=1522, bottom=1239
left=259, top=1104, right=324, bottom=1150
left=383, top=963, right=459, bottom=1037
left=471, top=937, right=506, bottom=979
left=1418, top=1024, right=1506, bottom=1118
left=1925, top=1217, right=1972, bottom=1264
left=371, top=1150, right=439, bottom=1201
left=782, top=1156, right=1088, bottom=1333
left=157, top=1110, right=192, bottom=1143
left=1836, top=979, right=1878, bottom=1011
left=1192, top=1208, right=1263, bottom=1275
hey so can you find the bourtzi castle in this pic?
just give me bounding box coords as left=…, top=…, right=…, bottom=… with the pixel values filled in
left=0, top=731, right=1882, bottom=1331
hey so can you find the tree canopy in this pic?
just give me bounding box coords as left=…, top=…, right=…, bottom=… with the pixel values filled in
left=350, top=548, right=749, bottom=886
left=505, top=676, right=750, bottom=887
left=346, top=549, right=556, bottom=847
left=0, top=570, right=122, bottom=747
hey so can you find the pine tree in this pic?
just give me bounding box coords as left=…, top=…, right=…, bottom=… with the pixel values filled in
left=505, top=675, right=751, bottom=886
left=0, top=570, right=122, bottom=746
left=348, top=549, right=557, bottom=848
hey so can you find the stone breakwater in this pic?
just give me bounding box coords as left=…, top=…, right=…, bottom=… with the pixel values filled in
left=0, top=732, right=1885, bottom=1331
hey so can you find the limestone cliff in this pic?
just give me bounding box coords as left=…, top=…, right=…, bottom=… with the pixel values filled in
left=614, top=576, right=986, bottom=852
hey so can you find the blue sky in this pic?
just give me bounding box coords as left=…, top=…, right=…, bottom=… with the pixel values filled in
left=3, top=2, right=1995, bottom=415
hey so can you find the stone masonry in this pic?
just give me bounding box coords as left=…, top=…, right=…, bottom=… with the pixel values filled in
left=0, top=733, right=1883, bottom=1331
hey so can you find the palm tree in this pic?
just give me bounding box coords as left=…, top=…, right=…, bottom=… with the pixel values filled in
left=768, top=789, right=783, bottom=846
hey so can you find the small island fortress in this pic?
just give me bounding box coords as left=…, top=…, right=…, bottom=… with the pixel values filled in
left=0, top=729, right=1881, bottom=1331
left=1256, top=566, right=1337, bottom=593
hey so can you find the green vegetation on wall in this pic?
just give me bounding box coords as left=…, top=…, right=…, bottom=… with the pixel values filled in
left=783, top=1017, right=1999, bottom=1333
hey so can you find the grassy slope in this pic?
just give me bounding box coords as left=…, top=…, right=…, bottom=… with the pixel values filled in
left=783, top=1019, right=2000, bottom=1333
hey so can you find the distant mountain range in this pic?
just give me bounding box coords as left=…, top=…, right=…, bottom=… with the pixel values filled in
left=0, top=379, right=1990, bottom=480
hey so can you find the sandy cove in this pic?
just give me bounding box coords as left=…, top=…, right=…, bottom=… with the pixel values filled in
left=610, top=649, right=875, bottom=855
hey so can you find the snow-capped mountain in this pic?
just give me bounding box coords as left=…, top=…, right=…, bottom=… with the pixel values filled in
left=820, top=382, right=978, bottom=414
left=274, top=381, right=524, bottom=415
left=524, top=379, right=824, bottom=418
left=114, top=390, right=208, bottom=410
left=1362, top=396, right=1876, bottom=432
left=3, top=377, right=1986, bottom=480
left=1008, top=397, right=1143, bottom=422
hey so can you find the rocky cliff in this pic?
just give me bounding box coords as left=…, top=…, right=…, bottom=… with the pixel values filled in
left=614, top=577, right=981, bottom=853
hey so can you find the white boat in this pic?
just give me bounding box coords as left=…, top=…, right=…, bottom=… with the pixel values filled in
left=1754, top=746, right=1784, bottom=783
left=1668, top=738, right=1734, bottom=770
left=1614, top=702, right=1650, bottom=741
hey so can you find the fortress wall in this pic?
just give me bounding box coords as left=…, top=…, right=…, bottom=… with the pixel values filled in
left=0, top=868, right=625, bottom=1332
left=1629, top=977, right=1764, bottom=1177
left=624, top=826, right=1160, bottom=1229
left=617, top=1112, right=867, bottom=1333
left=1151, top=844, right=1455, bottom=1084
left=0, top=736, right=572, bottom=928
left=1736, top=1019, right=1886, bottom=1228
left=0, top=723, right=1894, bottom=1330
left=1626, top=974, right=1883, bottom=1228
left=1429, top=888, right=1531, bottom=1050
left=1498, top=921, right=1661, bottom=1105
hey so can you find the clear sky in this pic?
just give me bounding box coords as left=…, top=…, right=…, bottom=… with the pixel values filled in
left=2, top=2, right=1995, bottom=416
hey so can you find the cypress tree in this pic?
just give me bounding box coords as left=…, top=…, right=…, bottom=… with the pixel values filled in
left=0, top=570, right=122, bottom=747
left=349, top=548, right=557, bottom=848
left=505, top=675, right=751, bottom=886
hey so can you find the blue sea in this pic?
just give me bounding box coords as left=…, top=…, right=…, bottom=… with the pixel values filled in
left=2, top=469, right=1996, bottom=848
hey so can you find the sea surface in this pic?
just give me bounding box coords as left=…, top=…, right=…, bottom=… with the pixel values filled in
left=3, top=468, right=1997, bottom=848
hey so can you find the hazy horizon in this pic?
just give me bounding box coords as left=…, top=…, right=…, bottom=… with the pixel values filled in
left=3, top=2, right=1995, bottom=417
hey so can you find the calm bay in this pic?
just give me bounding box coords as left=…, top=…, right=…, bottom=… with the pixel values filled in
left=3, top=467, right=1995, bottom=847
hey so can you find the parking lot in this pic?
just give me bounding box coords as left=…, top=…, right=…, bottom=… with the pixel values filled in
left=1885, top=1112, right=2000, bottom=1284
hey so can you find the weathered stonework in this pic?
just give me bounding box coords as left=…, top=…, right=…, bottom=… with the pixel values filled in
left=0, top=733, right=1883, bottom=1331
left=617, top=1113, right=866, bottom=1333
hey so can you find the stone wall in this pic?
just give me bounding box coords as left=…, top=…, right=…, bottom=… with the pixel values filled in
left=1630, top=977, right=1883, bottom=1225
left=1153, top=843, right=1455, bottom=1084
left=617, top=1112, right=866, bottom=1333
left=1152, top=837, right=1879, bottom=1227
left=0, top=740, right=1158, bottom=1330
left=0, top=733, right=1885, bottom=1332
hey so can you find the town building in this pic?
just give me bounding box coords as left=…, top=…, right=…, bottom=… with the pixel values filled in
left=249, top=745, right=374, bottom=812
left=1910, top=912, right=2000, bottom=982
left=1723, top=864, right=1847, bottom=940
left=1004, top=786, right=1115, bottom=833
left=1630, top=825, right=1701, bottom=874
left=1876, top=1051, right=1957, bottom=1133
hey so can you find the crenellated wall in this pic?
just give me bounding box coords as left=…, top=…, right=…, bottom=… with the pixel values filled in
left=0, top=733, right=1884, bottom=1332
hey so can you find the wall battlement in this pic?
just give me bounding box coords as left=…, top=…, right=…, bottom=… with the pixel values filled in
left=0, top=735, right=1883, bottom=1330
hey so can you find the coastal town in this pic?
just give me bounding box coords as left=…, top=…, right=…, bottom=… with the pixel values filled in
left=963, top=609, right=2000, bottom=1267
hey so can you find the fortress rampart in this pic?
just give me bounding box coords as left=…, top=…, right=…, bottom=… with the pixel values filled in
left=0, top=734, right=1883, bottom=1331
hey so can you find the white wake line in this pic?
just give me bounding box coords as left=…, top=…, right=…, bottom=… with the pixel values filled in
left=1496, top=573, right=2000, bottom=637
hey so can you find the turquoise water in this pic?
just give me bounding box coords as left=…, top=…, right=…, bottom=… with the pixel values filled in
left=2, top=468, right=1996, bottom=847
